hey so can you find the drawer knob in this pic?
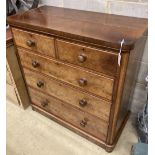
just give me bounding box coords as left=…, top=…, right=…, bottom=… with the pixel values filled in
left=78, top=78, right=87, bottom=86
left=80, top=118, right=88, bottom=127
left=32, top=60, right=40, bottom=68
left=26, top=40, right=35, bottom=47
left=41, top=100, right=48, bottom=107
left=78, top=54, right=87, bottom=63
left=37, top=81, right=44, bottom=88
left=79, top=99, right=87, bottom=107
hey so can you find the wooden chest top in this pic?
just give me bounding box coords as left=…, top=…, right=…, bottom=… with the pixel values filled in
left=7, top=5, right=147, bottom=51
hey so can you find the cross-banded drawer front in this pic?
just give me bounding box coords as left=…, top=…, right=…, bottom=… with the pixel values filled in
left=23, top=68, right=111, bottom=121
left=57, top=39, right=118, bottom=76
left=29, top=88, right=108, bottom=141
left=12, top=28, right=55, bottom=57
left=18, top=48, right=114, bottom=100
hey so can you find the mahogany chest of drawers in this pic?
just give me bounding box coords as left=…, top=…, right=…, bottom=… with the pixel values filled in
left=7, top=6, right=147, bottom=152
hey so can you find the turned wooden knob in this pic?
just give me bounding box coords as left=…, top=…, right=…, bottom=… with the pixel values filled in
left=26, top=40, right=35, bottom=47
left=78, top=78, right=87, bottom=86
left=78, top=54, right=87, bottom=63
left=37, top=81, right=44, bottom=88
left=41, top=100, right=48, bottom=107
left=80, top=119, right=88, bottom=127
left=32, top=60, right=40, bottom=68
left=79, top=99, right=87, bottom=107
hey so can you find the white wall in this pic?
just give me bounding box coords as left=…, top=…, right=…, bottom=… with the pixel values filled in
left=40, top=0, right=148, bottom=114
left=40, top=0, right=148, bottom=18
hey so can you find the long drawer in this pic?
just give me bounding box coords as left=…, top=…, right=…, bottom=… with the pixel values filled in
left=56, top=39, right=118, bottom=76
left=18, top=48, right=114, bottom=100
left=12, top=28, right=55, bottom=57
left=23, top=68, right=111, bottom=121
left=29, top=88, right=108, bottom=141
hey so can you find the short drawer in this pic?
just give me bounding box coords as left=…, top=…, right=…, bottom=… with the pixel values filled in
left=29, top=88, right=108, bottom=141
left=24, top=68, right=111, bottom=121
left=18, top=48, right=114, bottom=100
left=12, top=28, right=55, bottom=57
left=56, top=39, right=118, bottom=76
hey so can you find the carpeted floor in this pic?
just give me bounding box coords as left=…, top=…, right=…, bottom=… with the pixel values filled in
left=6, top=100, right=138, bottom=155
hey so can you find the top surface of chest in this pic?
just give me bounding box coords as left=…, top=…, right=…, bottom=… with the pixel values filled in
left=7, top=5, right=147, bottom=51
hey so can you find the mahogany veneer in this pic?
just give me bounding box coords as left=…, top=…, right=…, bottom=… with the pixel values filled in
left=7, top=5, right=147, bottom=152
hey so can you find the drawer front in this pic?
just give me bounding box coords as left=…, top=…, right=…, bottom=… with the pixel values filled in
left=24, top=68, right=111, bottom=121
left=12, top=28, right=55, bottom=57
left=18, top=48, right=114, bottom=100
left=57, top=39, right=118, bottom=76
left=29, top=88, right=108, bottom=141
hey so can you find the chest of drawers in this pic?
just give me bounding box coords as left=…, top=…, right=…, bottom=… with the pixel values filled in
left=7, top=6, right=147, bottom=152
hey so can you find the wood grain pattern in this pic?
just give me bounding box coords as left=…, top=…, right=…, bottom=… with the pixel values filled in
left=106, top=53, right=130, bottom=145
left=18, top=48, right=114, bottom=100
left=24, top=68, right=111, bottom=121
left=7, top=6, right=147, bottom=51
left=29, top=88, right=108, bottom=141
left=57, top=39, right=118, bottom=76
left=12, top=28, right=55, bottom=57
left=32, top=104, right=109, bottom=150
